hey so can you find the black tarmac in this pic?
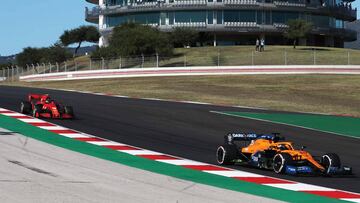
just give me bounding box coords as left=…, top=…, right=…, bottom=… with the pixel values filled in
left=0, top=85, right=359, bottom=193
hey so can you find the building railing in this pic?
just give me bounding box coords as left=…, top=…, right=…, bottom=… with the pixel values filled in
left=223, top=0, right=258, bottom=5
left=92, top=0, right=356, bottom=10
left=2, top=49, right=360, bottom=82
left=224, top=22, right=258, bottom=27
left=173, top=22, right=207, bottom=27
left=273, top=1, right=305, bottom=7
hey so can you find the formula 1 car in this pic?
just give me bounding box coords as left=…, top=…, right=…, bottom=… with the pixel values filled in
left=216, top=133, right=352, bottom=176
left=20, top=94, right=74, bottom=119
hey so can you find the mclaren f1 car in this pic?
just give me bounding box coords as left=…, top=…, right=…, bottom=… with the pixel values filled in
left=216, top=133, right=352, bottom=176
left=20, top=94, right=74, bottom=119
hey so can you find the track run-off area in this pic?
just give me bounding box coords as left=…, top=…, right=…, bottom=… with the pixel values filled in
left=0, top=85, right=359, bottom=202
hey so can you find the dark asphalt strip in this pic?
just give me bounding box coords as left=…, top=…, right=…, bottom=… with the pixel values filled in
left=0, top=85, right=359, bottom=193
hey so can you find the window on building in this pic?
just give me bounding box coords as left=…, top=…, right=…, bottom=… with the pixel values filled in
left=223, top=10, right=258, bottom=23
left=106, top=12, right=160, bottom=27
left=216, top=11, right=223, bottom=24
left=169, top=12, right=174, bottom=25
left=256, top=11, right=263, bottom=24
left=107, top=0, right=126, bottom=6
left=272, top=11, right=299, bottom=24
left=208, top=11, right=213, bottom=24
left=174, top=11, right=207, bottom=22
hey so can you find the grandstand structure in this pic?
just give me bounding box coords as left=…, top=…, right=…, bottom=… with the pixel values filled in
left=85, top=0, right=357, bottom=47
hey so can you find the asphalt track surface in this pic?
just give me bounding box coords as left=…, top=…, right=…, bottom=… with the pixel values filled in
left=0, top=85, right=359, bottom=193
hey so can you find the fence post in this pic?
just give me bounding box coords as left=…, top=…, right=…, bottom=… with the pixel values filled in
left=56, top=62, right=59, bottom=72
left=156, top=53, right=159, bottom=68
left=284, top=51, right=287, bottom=65
left=11, top=66, right=14, bottom=82
left=313, top=49, right=316, bottom=65
left=26, top=64, right=29, bottom=75
left=184, top=55, right=187, bottom=67
left=42, top=63, right=45, bottom=74
left=32, top=64, right=35, bottom=74
left=65, top=62, right=67, bottom=72
left=251, top=51, right=254, bottom=66
left=16, top=66, right=19, bottom=81
left=90, top=59, right=92, bottom=70
left=101, top=57, right=105, bottom=69
left=49, top=63, right=52, bottom=73
left=119, top=57, right=122, bottom=69
left=348, top=52, right=350, bottom=65
left=217, top=52, right=220, bottom=67
left=141, top=54, right=144, bottom=68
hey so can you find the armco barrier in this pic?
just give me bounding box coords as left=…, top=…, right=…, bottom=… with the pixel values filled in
left=19, top=65, right=360, bottom=82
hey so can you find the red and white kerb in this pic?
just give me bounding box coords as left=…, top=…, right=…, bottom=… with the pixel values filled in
left=1, top=108, right=359, bottom=203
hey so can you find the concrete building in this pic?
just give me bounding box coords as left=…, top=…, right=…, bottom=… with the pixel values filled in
left=85, top=0, right=357, bottom=47
left=345, top=19, right=360, bottom=49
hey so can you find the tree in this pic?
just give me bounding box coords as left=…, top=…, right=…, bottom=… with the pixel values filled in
left=91, top=46, right=118, bottom=59
left=93, top=23, right=173, bottom=57
left=16, top=44, right=71, bottom=67
left=43, top=43, right=72, bottom=63
left=60, top=26, right=100, bottom=56
left=16, top=47, right=45, bottom=67
left=284, top=19, right=312, bottom=49
left=171, top=27, right=199, bottom=48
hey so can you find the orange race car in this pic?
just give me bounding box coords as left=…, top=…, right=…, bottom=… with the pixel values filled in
left=216, top=133, right=352, bottom=176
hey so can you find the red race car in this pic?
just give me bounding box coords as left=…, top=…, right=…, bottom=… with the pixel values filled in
left=20, top=94, right=74, bottom=119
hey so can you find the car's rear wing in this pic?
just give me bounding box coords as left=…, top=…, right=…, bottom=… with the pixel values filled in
left=225, top=132, right=284, bottom=144
left=28, top=94, right=48, bottom=101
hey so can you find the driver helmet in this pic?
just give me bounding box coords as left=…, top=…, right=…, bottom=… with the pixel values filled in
left=45, top=97, right=51, bottom=104
left=278, top=144, right=287, bottom=150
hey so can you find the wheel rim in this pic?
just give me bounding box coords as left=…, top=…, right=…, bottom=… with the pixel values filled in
left=322, top=155, right=331, bottom=173
left=273, top=154, right=284, bottom=173
left=216, top=147, right=225, bottom=164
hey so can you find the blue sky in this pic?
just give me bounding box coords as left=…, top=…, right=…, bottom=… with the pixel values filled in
left=0, top=0, right=94, bottom=56
left=0, top=1, right=359, bottom=56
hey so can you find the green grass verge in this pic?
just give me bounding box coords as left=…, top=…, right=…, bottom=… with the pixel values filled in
left=216, top=112, right=360, bottom=139
left=11, top=74, right=360, bottom=117
left=74, top=46, right=360, bottom=68
left=0, top=114, right=347, bottom=203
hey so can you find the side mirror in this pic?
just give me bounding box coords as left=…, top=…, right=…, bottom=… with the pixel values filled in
left=301, top=146, right=307, bottom=150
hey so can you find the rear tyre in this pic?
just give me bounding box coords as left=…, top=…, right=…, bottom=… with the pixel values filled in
left=273, top=153, right=293, bottom=174
left=20, top=101, right=32, bottom=114
left=32, top=104, right=43, bottom=118
left=321, top=153, right=341, bottom=174
left=216, top=145, right=238, bottom=165
left=64, top=106, right=74, bottom=117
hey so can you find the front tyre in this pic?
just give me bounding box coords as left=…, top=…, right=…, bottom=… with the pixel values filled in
left=216, top=145, right=238, bottom=165
left=32, top=104, right=43, bottom=118
left=64, top=106, right=74, bottom=117
left=20, top=101, right=32, bottom=114
left=321, top=153, right=341, bottom=174
left=273, top=153, right=293, bottom=174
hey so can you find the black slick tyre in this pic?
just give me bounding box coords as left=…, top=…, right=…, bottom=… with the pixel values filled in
left=20, top=101, right=32, bottom=114
left=216, top=145, right=238, bottom=165
left=321, top=153, right=341, bottom=174
left=273, top=153, right=293, bottom=174
left=32, top=104, right=43, bottom=118
left=64, top=106, right=74, bottom=117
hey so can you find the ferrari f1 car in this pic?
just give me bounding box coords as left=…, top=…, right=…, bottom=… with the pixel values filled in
left=216, top=133, right=352, bottom=176
left=20, top=94, right=74, bottom=119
